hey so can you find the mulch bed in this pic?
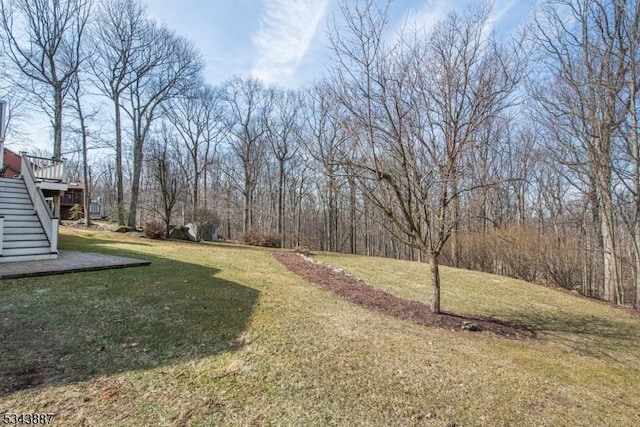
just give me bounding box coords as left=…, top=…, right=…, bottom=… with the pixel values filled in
left=273, top=251, right=536, bottom=339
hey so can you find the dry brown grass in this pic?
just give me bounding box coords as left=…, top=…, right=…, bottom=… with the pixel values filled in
left=0, top=228, right=639, bottom=426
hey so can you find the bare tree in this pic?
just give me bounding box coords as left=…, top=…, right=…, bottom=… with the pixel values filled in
left=122, top=22, right=203, bottom=228
left=164, top=83, right=224, bottom=222
left=532, top=0, right=632, bottom=304
left=613, top=0, right=640, bottom=309
left=89, top=0, right=146, bottom=224
left=67, top=70, right=99, bottom=226
left=302, top=82, right=347, bottom=252
left=0, top=0, right=91, bottom=159
left=329, top=1, right=522, bottom=313
left=265, top=87, right=302, bottom=248
left=147, top=126, right=181, bottom=237
left=222, top=76, right=269, bottom=238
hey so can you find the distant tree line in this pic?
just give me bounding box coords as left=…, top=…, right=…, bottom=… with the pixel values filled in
left=1, top=0, right=639, bottom=312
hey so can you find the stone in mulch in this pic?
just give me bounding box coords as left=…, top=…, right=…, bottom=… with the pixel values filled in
left=273, top=251, right=535, bottom=340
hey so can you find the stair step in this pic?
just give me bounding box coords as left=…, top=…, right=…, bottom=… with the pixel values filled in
left=4, top=227, right=44, bottom=235
left=3, top=239, right=49, bottom=249
left=0, top=176, right=59, bottom=262
left=3, top=220, right=42, bottom=229
left=3, top=233, right=47, bottom=242
left=0, top=192, right=30, bottom=200
left=0, top=253, right=57, bottom=263
left=0, top=178, right=25, bottom=187
left=0, top=197, right=32, bottom=205
left=0, top=188, right=29, bottom=201
left=1, top=247, right=53, bottom=256
left=0, top=178, right=27, bottom=186
left=0, top=204, right=33, bottom=212
left=3, top=213, right=39, bottom=218
left=0, top=208, right=36, bottom=216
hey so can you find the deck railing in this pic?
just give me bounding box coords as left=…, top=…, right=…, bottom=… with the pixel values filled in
left=22, top=154, right=66, bottom=182
left=20, top=155, right=58, bottom=253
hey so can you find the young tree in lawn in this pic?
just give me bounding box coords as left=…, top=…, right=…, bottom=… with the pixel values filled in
left=0, top=0, right=92, bottom=159
left=329, top=1, right=522, bottom=313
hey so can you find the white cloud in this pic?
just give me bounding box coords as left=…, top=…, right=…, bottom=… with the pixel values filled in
left=399, top=0, right=519, bottom=42
left=251, top=0, right=330, bottom=85
left=486, top=0, right=518, bottom=35
left=408, top=0, right=455, bottom=34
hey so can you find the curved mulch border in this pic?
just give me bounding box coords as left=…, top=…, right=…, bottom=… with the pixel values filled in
left=273, top=251, right=536, bottom=340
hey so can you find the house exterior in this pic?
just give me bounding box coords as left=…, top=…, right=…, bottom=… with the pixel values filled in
left=60, top=182, right=84, bottom=220
left=89, top=197, right=104, bottom=220
left=1, top=148, right=21, bottom=178
left=58, top=183, right=104, bottom=220
left=1, top=145, right=66, bottom=262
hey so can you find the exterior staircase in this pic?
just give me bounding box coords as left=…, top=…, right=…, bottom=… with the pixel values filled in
left=0, top=177, right=58, bottom=262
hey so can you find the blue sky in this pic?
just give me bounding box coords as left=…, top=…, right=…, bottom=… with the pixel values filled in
left=145, top=0, right=538, bottom=87
left=9, top=0, right=537, bottom=153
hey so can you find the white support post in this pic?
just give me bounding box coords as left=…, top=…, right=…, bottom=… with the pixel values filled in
left=50, top=218, right=58, bottom=254
left=0, top=100, right=6, bottom=168
left=0, top=216, right=4, bottom=256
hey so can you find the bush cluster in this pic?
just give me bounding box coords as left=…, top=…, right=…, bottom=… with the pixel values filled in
left=244, top=230, right=281, bottom=248
left=144, top=220, right=165, bottom=239
left=441, top=227, right=590, bottom=293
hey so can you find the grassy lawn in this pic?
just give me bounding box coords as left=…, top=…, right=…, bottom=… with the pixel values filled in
left=1, top=228, right=639, bottom=426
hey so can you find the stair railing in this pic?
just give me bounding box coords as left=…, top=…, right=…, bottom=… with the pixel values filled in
left=21, top=155, right=58, bottom=253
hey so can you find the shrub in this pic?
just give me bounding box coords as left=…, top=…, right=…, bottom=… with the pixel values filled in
left=144, top=220, right=165, bottom=239
left=244, top=230, right=281, bottom=248
left=69, top=203, right=84, bottom=220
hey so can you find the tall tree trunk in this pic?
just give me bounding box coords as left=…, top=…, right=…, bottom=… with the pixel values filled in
left=193, top=155, right=199, bottom=222
left=128, top=135, right=143, bottom=229
left=349, top=176, right=356, bottom=254
left=243, top=176, right=251, bottom=238
left=80, top=115, right=91, bottom=228
left=114, top=95, right=125, bottom=225
left=226, top=186, right=232, bottom=240
left=518, top=184, right=526, bottom=227
left=601, top=207, right=618, bottom=302
left=53, top=85, right=63, bottom=160
left=589, top=181, right=605, bottom=299
left=599, top=159, right=621, bottom=304
left=634, top=231, right=640, bottom=310
left=450, top=178, right=460, bottom=267
left=278, top=159, right=285, bottom=248
left=327, top=173, right=337, bottom=252
left=203, top=163, right=208, bottom=211
left=629, top=56, right=640, bottom=310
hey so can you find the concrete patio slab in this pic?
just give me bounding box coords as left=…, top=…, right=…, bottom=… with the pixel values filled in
left=0, top=250, right=151, bottom=279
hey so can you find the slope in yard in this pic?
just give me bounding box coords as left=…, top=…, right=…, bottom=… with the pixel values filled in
left=1, top=227, right=639, bottom=426
left=273, top=251, right=535, bottom=339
